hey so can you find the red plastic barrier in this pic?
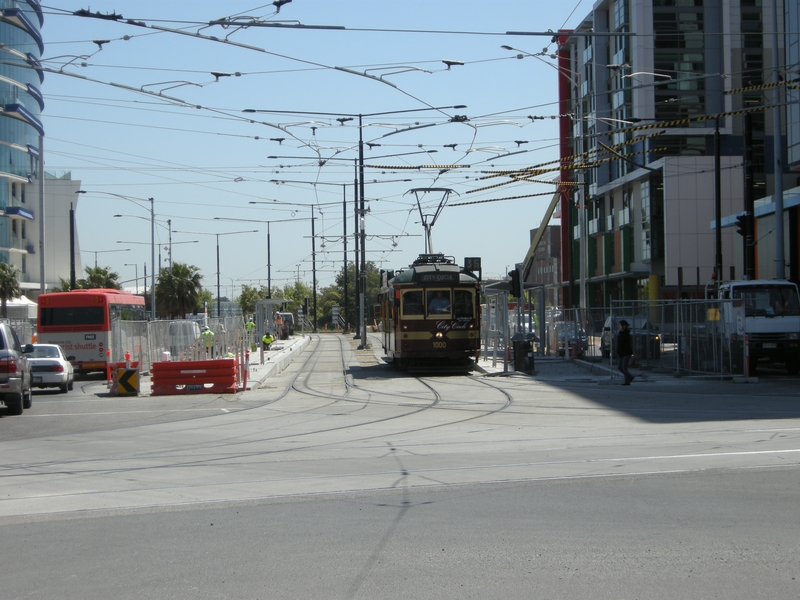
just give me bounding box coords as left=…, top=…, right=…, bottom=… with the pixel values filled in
left=151, top=358, right=238, bottom=396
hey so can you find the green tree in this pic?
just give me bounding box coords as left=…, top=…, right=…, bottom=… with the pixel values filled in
left=56, top=278, right=72, bottom=292
left=78, top=265, right=121, bottom=290
left=155, top=262, right=202, bottom=319
left=0, top=262, right=22, bottom=318
left=196, top=288, right=213, bottom=314
left=333, top=261, right=383, bottom=330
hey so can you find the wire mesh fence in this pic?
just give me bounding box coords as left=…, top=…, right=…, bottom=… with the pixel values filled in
left=111, top=317, right=247, bottom=372
left=538, top=300, right=744, bottom=377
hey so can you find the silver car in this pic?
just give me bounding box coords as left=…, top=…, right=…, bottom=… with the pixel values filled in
left=25, top=344, right=74, bottom=393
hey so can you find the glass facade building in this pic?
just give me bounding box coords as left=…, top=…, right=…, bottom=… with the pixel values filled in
left=0, top=0, right=44, bottom=277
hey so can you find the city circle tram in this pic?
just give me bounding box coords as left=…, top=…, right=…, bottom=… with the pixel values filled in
left=379, top=254, right=481, bottom=373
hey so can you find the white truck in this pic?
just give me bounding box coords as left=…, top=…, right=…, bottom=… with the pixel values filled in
left=717, top=280, right=800, bottom=374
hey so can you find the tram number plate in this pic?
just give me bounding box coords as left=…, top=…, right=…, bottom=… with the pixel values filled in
left=433, top=341, right=447, bottom=349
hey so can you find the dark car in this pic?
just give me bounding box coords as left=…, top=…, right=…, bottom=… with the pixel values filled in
left=600, top=315, right=661, bottom=360
left=554, top=321, right=589, bottom=357
left=0, top=323, right=33, bottom=415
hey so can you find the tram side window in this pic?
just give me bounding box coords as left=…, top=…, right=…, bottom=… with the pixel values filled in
left=453, top=290, right=474, bottom=319
left=402, top=291, right=424, bottom=316
left=427, top=290, right=451, bottom=315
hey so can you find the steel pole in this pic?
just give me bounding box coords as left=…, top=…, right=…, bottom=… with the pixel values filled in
left=38, top=134, right=45, bottom=294
left=358, top=115, right=367, bottom=349
left=150, top=198, right=156, bottom=319
left=772, top=0, right=785, bottom=279
left=267, top=222, right=271, bottom=297
left=216, top=234, right=221, bottom=318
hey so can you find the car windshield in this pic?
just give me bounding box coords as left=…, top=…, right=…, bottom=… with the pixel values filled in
left=732, top=285, right=800, bottom=316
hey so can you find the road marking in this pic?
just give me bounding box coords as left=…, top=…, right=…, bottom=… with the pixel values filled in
left=20, top=408, right=240, bottom=417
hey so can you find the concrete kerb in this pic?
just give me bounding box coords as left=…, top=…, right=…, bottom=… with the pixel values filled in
left=248, top=335, right=311, bottom=390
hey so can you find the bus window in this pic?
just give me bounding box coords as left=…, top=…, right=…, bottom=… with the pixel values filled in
left=402, top=291, right=424, bottom=316
left=40, top=306, right=105, bottom=327
left=110, top=303, right=146, bottom=321
left=453, top=290, right=474, bottom=319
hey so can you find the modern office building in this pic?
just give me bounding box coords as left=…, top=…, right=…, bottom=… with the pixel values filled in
left=0, top=1, right=82, bottom=299
left=0, top=0, right=44, bottom=287
left=532, top=0, right=795, bottom=308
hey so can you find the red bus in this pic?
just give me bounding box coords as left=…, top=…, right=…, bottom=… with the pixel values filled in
left=36, top=289, right=146, bottom=374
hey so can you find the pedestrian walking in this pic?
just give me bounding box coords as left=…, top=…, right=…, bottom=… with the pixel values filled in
left=617, top=319, right=634, bottom=385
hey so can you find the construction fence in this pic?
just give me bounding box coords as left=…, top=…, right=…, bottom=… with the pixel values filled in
left=111, top=316, right=246, bottom=374
left=483, top=297, right=751, bottom=378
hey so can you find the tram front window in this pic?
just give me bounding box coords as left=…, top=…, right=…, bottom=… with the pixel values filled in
left=402, top=291, right=424, bottom=316
left=427, top=290, right=451, bottom=315
left=453, top=290, right=474, bottom=319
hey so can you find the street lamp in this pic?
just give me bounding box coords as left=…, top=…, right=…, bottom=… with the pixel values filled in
left=246, top=104, right=466, bottom=348
left=124, top=263, right=139, bottom=294
left=242, top=206, right=320, bottom=332
left=77, top=191, right=156, bottom=319
left=262, top=176, right=412, bottom=329
left=173, top=229, right=258, bottom=318
left=214, top=216, right=301, bottom=300
left=84, top=248, right=131, bottom=268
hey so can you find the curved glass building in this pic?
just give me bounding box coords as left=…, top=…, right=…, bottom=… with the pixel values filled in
left=0, top=0, right=43, bottom=275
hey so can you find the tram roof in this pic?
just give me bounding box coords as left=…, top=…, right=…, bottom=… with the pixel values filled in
left=390, top=254, right=479, bottom=285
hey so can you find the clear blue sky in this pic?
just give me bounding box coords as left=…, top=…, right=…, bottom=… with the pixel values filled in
left=41, top=1, right=589, bottom=296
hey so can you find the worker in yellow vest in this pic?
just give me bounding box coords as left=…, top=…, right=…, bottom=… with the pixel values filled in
left=201, top=325, right=215, bottom=358
left=262, top=332, right=274, bottom=351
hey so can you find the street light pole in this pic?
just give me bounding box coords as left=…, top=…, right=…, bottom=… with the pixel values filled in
left=358, top=114, right=367, bottom=348
left=149, top=197, right=155, bottom=318
left=311, top=205, right=318, bottom=332
left=124, top=263, right=138, bottom=294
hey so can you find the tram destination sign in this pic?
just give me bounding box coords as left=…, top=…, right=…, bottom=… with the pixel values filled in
left=418, top=272, right=459, bottom=284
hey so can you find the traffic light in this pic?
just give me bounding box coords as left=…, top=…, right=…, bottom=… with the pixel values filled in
left=735, top=214, right=747, bottom=237
left=509, top=269, right=521, bottom=298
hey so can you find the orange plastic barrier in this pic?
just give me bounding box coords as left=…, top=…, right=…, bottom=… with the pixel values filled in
left=151, top=358, right=238, bottom=396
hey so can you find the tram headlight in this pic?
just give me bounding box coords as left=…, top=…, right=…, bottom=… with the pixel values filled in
left=435, top=332, right=443, bottom=338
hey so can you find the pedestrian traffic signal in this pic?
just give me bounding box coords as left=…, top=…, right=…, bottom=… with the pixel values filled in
left=509, top=269, right=521, bottom=298
left=735, top=214, right=747, bottom=237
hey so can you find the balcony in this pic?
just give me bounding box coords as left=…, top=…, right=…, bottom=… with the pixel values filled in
left=618, top=207, right=631, bottom=227
left=606, top=214, right=614, bottom=231
left=588, top=218, right=599, bottom=235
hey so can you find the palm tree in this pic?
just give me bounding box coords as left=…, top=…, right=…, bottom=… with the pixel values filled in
left=0, top=262, right=22, bottom=318
left=156, top=262, right=202, bottom=319
left=78, top=266, right=121, bottom=289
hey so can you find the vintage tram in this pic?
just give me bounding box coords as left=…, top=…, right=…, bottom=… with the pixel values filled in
left=379, top=254, right=481, bottom=372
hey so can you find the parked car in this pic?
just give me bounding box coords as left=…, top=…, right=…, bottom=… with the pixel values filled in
left=599, top=315, right=661, bottom=359
left=554, top=321, right=589, bottom=357
left=0, top=323, right=33, bottom=415
left=24, top=343, right=74, bottom=393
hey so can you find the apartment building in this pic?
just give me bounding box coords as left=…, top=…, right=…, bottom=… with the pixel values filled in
left=546, top=0, right=794, bottom=308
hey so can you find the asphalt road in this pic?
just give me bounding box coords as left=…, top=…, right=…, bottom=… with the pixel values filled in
left=2, top=334, right=799, bottom=599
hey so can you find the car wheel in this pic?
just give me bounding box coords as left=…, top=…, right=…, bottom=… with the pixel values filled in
left=59, top=382, right=69, bottom=393
left=68, top=378, right=74, bottom=391
left=23, top=389, right=32, bottom=409
left=5, top=392, right=23, bottom=415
